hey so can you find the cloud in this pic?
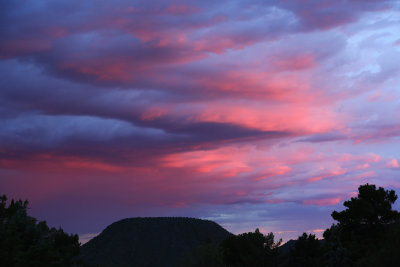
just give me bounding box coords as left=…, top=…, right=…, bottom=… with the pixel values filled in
left=276, top=0, right=394, bottom=31
left=387, top=159, right=400, bottom=168
left=303, top=197, right=341, bottom=206
left=1, top=0, right=400, bottom=241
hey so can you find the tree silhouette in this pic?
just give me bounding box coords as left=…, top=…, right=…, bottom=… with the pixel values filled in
left=221, top=228, right=281, bottom=267
left=331, top=183, right=400, bottom=227
left=326, top=183, right=400, bottom=265
left=322, top=225, right=351, bottom=267
left=286, top=233, right=322, bottom=267
left=0, top=195, right=81, bottom=266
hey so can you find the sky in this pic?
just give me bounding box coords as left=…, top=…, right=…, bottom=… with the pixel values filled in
left=1, top=0, right=400, bottom=243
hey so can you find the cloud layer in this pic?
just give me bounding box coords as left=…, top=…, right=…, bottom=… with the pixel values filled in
left=1, top=0, right=400, bottom=241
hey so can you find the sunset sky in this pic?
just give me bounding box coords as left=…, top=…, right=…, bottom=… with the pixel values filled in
left=1, top=0, right=400, bottom=243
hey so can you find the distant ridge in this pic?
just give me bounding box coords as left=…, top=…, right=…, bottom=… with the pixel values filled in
left=79, top=217, right=232, bottom=267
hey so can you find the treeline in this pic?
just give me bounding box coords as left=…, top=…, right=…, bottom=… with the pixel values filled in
left=183, top=184, right=400, bottom=266
left=2, top=183, right=400, bottom=266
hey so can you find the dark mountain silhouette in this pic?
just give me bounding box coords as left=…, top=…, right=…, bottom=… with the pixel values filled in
left=79, top=217, right=231, bottom=267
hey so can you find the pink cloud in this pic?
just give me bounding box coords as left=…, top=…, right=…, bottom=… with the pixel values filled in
left=303, top=197, right=341, bottom=206
left=335, top=153, right=381, bottom=163
left=355, top=163, right=370, bottom=170
left=307, top=167, right=347, bottom=182
left=0, top=154, right=128, bottom=173
left=162, top=146, right=253, bottom=177
left=307, top=229, right=325, bottom=233
left=194, top=102, right=341, bottom=134
left=387, top=159, right=400, bottom=168
left=255, top=166, right=292, bottom=181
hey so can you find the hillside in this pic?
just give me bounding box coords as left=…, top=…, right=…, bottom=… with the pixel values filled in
left=79, top=217, right=231, bottom=267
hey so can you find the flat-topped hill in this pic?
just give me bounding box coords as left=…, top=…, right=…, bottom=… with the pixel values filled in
left=79, top=217, right=231, bottom=267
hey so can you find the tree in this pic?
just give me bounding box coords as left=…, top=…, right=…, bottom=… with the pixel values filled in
left=0, top=195, right=81, bottom=266
left=331, top=183, right=400, bottom=227
left=322, top=225, right=351, bottom=267
left=286, top=233, right=322, bottom=267
left=179, top=241, right=224, bottom=267
left=327, top=184, right=400, bottom=265
left=221, top=228, right=281, bottom=267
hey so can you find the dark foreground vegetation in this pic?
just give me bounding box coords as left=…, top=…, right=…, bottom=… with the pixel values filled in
left=0, top=195, right=80, bottom=266
left=183, top=183, right=400, bottom=267
left=2, top=183, right=400, bottom=266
